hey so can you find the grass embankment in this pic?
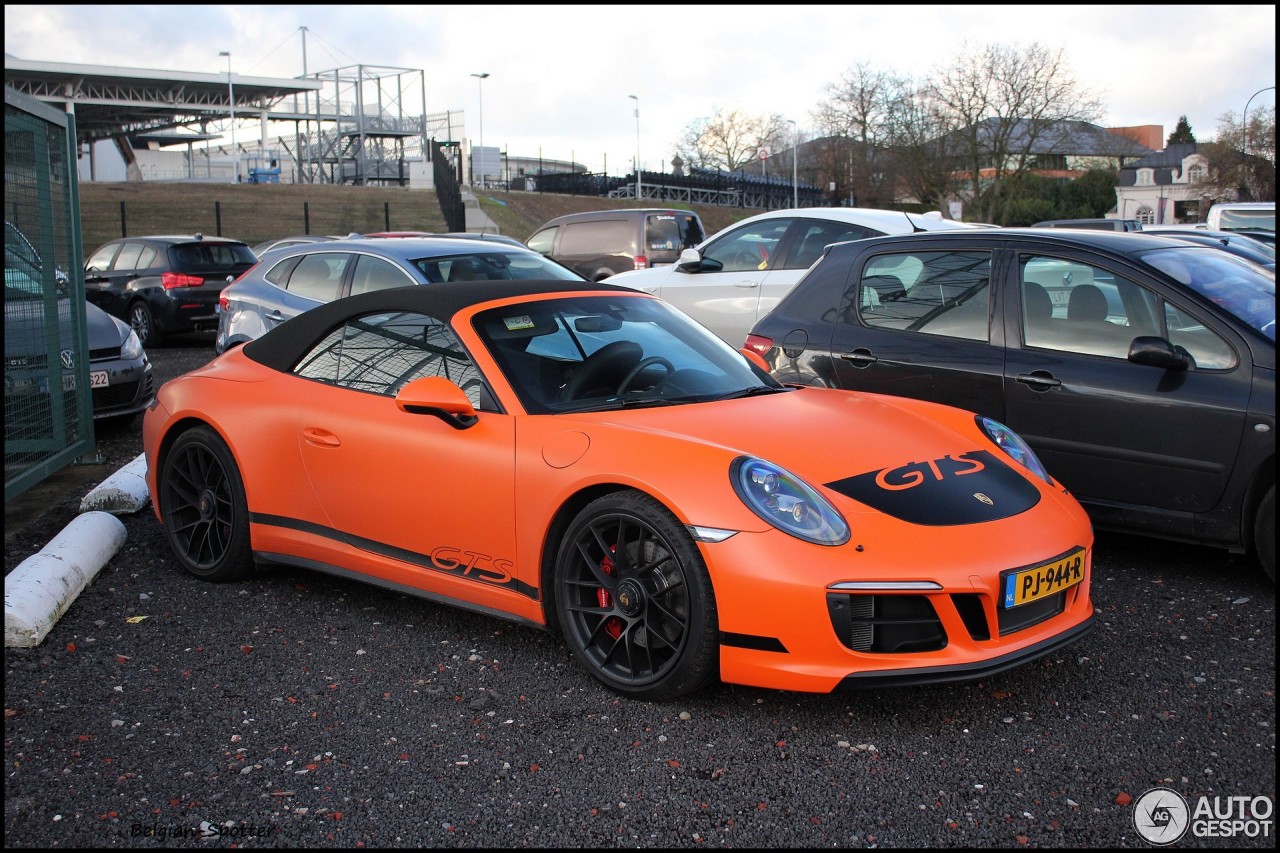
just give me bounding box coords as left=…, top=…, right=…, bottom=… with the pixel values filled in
left=77, top=183, right=761, bottom=253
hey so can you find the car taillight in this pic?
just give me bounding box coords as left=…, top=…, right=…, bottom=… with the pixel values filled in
left=744, top=334, right=774, bottom=357
left=219, top=295, right=230, bottom=312
left=161, top=271, right=204, bottom=289
left=633, top=255, right=648, bottom=270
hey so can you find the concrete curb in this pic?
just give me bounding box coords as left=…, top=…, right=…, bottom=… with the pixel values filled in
left=4, top=511, right=128, bottom=647
left=79, top=452, right=150, bottom=515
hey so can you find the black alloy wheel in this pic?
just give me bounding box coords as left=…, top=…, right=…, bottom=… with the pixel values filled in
left=159, top=425, right=254, bottom=581
left=554, top=491, right=718, bottom=699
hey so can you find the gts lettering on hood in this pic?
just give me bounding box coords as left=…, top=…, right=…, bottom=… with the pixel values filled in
left=825, top=449, right=1041, bottom=526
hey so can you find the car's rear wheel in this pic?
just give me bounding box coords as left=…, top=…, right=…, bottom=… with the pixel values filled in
left=159, top=425, right=254, bottom=582
left=1255, top=485, right=1275, bottom=583
left=128, top=300, right=159, bottom=347
left=554, top=491, right=719, bottom=699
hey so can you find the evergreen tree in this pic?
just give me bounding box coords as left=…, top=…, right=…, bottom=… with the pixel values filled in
left=1167, top=116, right=1197, bottom=146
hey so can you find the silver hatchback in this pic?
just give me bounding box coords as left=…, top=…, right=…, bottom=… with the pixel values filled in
left=216, top=237, right=585, bottom=353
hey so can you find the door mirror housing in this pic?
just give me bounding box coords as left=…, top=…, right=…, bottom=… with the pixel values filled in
left=395, top=375, right=479, bottom=429
left=1128, top=335, right=1191, bottom=371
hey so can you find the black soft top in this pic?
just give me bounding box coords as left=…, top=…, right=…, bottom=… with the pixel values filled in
left=241, top=279, right=638, bottom=372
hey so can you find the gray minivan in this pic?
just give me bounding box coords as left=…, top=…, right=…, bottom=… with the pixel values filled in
left=526, top=209, right=706, bottom=281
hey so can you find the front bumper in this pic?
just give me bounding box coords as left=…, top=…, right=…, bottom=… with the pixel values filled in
left=703, top=516, right=1095, bottom=694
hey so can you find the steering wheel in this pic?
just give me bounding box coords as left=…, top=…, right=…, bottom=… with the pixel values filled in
left=616, top=356, right=675, bottom=395
left=561, top=341, right=642, bottom=400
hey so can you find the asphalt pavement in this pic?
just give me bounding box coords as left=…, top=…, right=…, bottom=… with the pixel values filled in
left=4, top=335, right=1275, bottom=848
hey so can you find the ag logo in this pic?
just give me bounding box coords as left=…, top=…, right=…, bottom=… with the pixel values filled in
left=1133, top=787, right=1189, bottom=845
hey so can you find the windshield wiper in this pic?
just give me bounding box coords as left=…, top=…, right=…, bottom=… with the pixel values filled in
left=713, top=385, right=789, bottom=401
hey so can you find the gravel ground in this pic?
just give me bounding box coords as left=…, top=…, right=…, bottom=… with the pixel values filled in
left=4, top=335, right=1275, bottom=848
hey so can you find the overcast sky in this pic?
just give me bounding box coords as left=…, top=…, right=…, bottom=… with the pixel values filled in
left=5, top=4, right=1276, bottom=175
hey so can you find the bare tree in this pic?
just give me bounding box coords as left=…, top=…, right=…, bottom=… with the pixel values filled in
left=927, top=42, right=1103, bottom=223
left=676, top=108, right=786, bottom=174
left=1191, top=107, right=1277, bottom=203
left=812, top=63, right=908, bottom=205
left=887, top=84, right=966, bottom=215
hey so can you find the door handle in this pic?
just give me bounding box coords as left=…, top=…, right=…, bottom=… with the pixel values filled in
left=266, top=310, right=286, bottom=322
left=1016, top=371, right=1062, bottom=391
left=839, top=348, right=877, bottom=366
left=302, top=427, right=341, bottom=448
left=734, top=280, right=760, bottom=289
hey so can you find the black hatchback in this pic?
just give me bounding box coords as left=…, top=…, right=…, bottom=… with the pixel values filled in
left=83, top=234, right=257, bottom=346
left=746, top=228, right=1276, bottom=580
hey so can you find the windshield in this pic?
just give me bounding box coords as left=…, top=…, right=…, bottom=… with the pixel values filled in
left=473, top=294, right=780, bottom=413
left=1143, top=246, right=1276, bottom=341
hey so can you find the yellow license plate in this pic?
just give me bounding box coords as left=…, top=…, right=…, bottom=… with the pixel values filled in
left=1002, top=547, right=1086, bottom=608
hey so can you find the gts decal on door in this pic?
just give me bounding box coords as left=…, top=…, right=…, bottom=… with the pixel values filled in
left=825, top=450, right=1041, bottom=526
left=251, top=513, right=535, bottom=598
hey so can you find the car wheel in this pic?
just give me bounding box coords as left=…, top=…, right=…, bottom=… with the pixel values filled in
left=159, top=425, right=254, bottom=582
left=128, top=300, right=159, bottom=347
left=1255, top=485, right=1275, bottom=583
left=554, top=490, right=719, bottom=699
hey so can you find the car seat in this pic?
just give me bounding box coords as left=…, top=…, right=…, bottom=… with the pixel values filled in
left=1067, top=284, right=1109, bottom=323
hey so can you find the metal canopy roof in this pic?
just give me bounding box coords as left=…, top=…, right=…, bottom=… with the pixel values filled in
left=3, top=57, right=321, bottom=143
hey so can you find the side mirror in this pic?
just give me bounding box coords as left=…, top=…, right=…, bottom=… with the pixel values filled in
left=395, top=375, right=479, bottom=429
left=1128, top=335, right=1190, bottom=371
left=675, top=247, right=703, bottom=272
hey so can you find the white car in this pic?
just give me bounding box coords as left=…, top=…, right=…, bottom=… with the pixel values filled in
left=603, top=208, right=983, bottom=345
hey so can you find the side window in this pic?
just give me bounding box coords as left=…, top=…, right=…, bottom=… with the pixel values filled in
left=1163, top=303, right=1237, bottom=370
left=265, top=256, right=303, bottom=286
left=527, top=226, right=557, bottom=255
left=86, top=243, right=120, bottom=271
left=349, top=254, right=414, bottom=295
left=136, top=246, right=159, bottom=269
left=1020, top=256, right=1163, bottom=359
left=112, top=242, right=145, bottom=271
left=786, top=220, right=880, bottom=269
left=293, top=311, right=486, bottom=406
left=703, top=218, right=793, bottom=272
left=284, top=253, right=351, bottom=302
left=854, top=251, right=991, bottom=341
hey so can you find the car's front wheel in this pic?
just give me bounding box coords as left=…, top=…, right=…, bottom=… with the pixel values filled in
left=554, top=491, right=719, bottom=699
left=158, top=425, right=254, bottom=582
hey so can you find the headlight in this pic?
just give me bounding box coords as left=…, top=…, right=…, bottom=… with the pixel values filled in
left=120, top=329, right=144, bottom=361
left=730, top=457, right=849, bottom=545
left=978, top=416, right=1052, bottom=485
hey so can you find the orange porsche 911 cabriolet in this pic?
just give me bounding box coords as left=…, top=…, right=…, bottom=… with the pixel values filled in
left=143, top=280, right=1095, bottom=699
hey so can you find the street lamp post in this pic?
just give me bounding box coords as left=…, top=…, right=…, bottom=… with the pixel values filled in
left=629, top=94, right=641, bottom=200
left=1242, top=85, right=1275, bottom=154
left=787, top=119, right=798, bottom=208
left=471, top=72, right=489, bottom=187
left=218, top=51, right=236, bottom=183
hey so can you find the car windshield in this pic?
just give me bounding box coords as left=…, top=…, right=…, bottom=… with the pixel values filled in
left=414, top=251, right=582, bottom=283
left=1142, top=246, right=1276, bottom=341
left=473, top=295, right=781, bottom=414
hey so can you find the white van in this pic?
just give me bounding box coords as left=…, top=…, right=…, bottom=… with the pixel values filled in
left=1206, top=201, right=1275, bottom=233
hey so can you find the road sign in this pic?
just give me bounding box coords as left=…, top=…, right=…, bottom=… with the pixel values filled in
left=757, top=147, right=769, bottom=160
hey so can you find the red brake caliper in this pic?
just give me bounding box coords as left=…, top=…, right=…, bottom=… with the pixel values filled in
left=597, top=546, right=624, bottom=639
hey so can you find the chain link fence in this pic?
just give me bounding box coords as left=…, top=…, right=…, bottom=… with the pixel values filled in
left=4, top=86, right=94, bottom=502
